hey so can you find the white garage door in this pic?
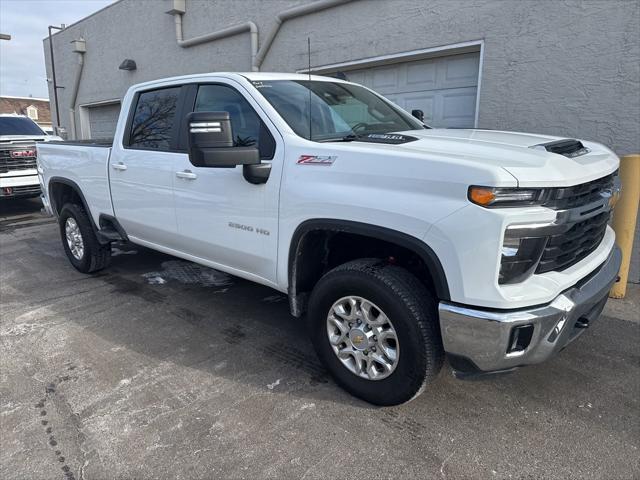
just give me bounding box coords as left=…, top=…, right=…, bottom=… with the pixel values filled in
left=340, top=52, right=480, bottom=128
left=88, top=103, right=121, bottom=139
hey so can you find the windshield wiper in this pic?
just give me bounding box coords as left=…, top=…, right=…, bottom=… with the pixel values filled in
left=340, top=134, right=360, bottom=142
left=318, top=133, right=361, bottom=143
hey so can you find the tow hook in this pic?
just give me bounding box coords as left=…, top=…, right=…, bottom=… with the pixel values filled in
left=575, top=317, right=590, bottom=329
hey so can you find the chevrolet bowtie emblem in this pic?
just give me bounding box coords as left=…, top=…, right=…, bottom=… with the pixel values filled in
left=602, top=186, right=621, bottom=209
left=608, top=190, right=621, bottom=208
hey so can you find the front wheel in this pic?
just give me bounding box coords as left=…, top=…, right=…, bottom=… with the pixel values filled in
left=59, top=203, right=111, bottom=273
left=308, top=259, right=444, bottom=406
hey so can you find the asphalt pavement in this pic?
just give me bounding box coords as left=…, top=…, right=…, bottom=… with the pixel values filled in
left=1, top=198, right=638, bottom=480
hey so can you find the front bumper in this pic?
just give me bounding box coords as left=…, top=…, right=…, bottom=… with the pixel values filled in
left=1, top=172, right=40, bottom=198
left=40, top=193, right=53, bottom=215
left=439, top=245, right=622, bottom=374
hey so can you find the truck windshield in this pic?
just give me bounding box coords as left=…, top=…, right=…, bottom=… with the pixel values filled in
left=0, top=116, right=45, bottom=136
left=252, top=80, right=426, bottom=142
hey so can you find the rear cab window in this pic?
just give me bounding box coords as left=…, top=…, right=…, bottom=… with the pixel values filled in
left=127, top=87, right=181, bottom=151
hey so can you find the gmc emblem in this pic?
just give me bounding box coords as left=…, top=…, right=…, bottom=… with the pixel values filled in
left=11, top=149, right=36, bottom=158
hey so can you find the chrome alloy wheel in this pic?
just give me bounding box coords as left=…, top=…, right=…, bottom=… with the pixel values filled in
left=326, top=296, right=399, bottom=380
left=65, top=217, right=84, bottom=260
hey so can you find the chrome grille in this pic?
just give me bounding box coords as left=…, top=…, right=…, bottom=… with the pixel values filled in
left=0, top=147, right=37, bottom=173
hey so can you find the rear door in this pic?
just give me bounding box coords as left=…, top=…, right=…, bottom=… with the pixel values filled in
left=109, top=86, right=183, bottom=247
left=171, top=81, right=283, bottom=284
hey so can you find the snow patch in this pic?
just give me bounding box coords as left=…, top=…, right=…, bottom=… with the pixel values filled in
left=266, top=378, right=282, bottom=390
left=1, top=323, right=41, bottom=336
left=144, top=275, right=166, bottom=285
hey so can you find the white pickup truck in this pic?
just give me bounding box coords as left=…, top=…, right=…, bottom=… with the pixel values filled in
left=38, top=72, right=622, bottom=405
left=1, top=114, right=61, bottom=199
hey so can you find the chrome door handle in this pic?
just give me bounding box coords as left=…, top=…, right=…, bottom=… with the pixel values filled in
left=112, top=162, right=127, bottom=171
left=176, top=170, right=197, bottom=180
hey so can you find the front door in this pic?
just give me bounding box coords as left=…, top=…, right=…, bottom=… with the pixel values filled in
left=109, top=86, right=182, bottom=247
left=172, top=81, right=283, bottom=285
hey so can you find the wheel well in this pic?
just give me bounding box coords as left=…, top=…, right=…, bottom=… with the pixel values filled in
left=49, top=181, right=83, bottom=216
left=288, top=223, right=449, bottom=317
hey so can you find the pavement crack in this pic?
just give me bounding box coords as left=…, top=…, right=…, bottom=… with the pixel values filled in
left=440, top=450, right=456, bottom=478
left=299, top=448, right=335, bottom=480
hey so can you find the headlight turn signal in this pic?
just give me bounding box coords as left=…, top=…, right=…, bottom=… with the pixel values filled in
left=468, top=186, right=546, bottom=208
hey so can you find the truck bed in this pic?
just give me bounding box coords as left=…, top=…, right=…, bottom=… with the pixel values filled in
left=46, top=138, right=114, bottom=147
left=37, top=141, right=114, bottom=224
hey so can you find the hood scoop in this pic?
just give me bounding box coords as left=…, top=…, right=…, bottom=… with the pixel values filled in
left=530, top=139, right=590, bottom=158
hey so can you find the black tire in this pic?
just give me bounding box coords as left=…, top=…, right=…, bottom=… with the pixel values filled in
left=58, top=203, right=111, bottom=273
left=308, top=259, right=444, bottom=406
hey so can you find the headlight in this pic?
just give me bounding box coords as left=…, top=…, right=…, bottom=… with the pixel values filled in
left=499, top=234, right=548, bottom=284
left=468, top=186, right=546, bottom=208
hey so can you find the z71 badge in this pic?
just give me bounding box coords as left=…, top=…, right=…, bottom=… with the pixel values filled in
left=297, top=155, right=336, bottom=165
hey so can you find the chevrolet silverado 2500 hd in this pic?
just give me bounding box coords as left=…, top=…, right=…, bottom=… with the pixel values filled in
left=37, top=73, right=622, bottom=405
left=1, top=114, right=61, bottom=199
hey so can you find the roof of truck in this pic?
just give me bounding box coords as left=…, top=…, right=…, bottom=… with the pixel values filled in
left=129, top=72, right=348, bottom=91
left=238, top=72, right=345, bottom=82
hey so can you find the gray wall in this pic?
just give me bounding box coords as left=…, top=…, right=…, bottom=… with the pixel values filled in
left=44, top=0, right=640, bottom=154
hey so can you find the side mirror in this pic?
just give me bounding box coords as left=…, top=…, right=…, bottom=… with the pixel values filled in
left=187, top=111, right=259, bottom=168
left=411, top=109, right=425, bottom=122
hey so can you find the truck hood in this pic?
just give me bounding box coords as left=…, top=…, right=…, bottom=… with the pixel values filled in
left=378, top=129, right=619, bottom=187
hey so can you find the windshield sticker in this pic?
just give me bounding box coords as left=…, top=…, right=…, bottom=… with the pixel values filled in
left=297, top=155, right=336, bottom=165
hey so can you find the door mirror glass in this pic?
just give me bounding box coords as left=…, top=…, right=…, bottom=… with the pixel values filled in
left=186, top=111, right=259, bottom=168
left=411, top=109, right=425, bottom=122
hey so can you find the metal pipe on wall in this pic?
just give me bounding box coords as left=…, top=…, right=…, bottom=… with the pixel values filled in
left=253, top=0, right=352, bottom=70
left=166, top=0, right=353, bottom=72
left=68, top=38, right=86, bottom=140
left=168, top=6, right=258, bottom=71
left=48, top=25, right=64, bottom=132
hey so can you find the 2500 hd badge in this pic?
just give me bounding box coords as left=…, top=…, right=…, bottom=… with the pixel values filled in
left=229, top=222, right=270, bottom=236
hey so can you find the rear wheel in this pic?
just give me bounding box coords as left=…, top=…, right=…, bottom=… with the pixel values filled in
left=59, top=203, right=111, bottom=273
left=308, top=259, right=444, bottom=406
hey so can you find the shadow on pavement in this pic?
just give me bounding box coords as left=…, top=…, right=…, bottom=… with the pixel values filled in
left=0, top=197, right=43, bottom=217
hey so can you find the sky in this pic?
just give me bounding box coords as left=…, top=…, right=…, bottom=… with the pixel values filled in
left=0, top=0, right=116, bottom=99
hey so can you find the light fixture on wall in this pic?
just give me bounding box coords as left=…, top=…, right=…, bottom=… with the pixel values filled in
left=119, top=59, right=137, bottom=71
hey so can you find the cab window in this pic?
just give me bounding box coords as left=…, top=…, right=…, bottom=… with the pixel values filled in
left=195, top=85, right=275, bottom=160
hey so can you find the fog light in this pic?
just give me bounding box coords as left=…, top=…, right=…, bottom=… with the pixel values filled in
left=499, top=235, right=547, bottom=284
left=501, top=237, right=521, bottom=257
